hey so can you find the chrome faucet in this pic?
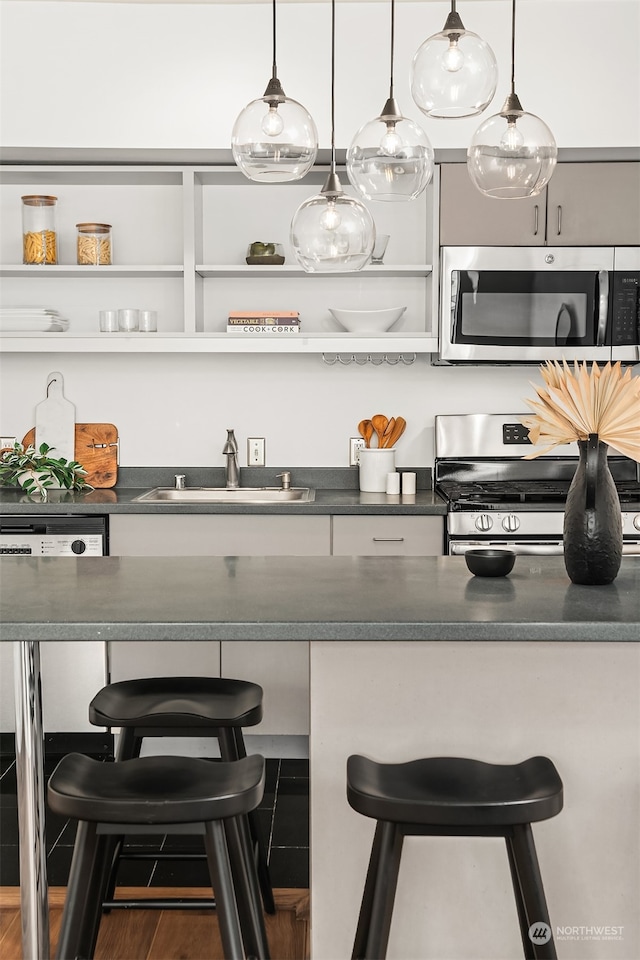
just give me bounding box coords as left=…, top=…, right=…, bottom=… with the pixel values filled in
left=222, top=429, right=240, bottom=489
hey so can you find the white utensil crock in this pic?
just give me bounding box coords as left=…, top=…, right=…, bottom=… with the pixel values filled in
left=359, top=448, right=396, bottom=492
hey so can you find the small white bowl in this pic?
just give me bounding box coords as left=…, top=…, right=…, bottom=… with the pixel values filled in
left=329, top=306, right=406, bottom=333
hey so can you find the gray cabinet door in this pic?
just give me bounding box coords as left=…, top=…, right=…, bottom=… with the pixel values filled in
left=439, top=163, right=544, bottom=246
left=545, top=162, right=640, bottom=245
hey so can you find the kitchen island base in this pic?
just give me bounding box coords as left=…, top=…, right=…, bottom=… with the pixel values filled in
left=310, top=640, right=639, bottom=960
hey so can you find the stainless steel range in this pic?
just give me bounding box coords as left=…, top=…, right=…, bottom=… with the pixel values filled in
left=435, top=414, right=640, bottom=556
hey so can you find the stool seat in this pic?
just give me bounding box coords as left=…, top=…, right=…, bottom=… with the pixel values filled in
left=49, top=753, right=265, bottom=824
left=347, top=755, right=563, bottom=827
left=89, top=676, right=263, bottom=729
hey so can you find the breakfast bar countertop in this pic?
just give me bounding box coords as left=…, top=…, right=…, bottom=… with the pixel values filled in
left=1, top=554, right=639, bottom=643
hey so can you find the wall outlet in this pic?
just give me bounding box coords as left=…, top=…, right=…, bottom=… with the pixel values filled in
left=349, top=437, right=365, bottom=466
left=247, top=437, right=265, bottom=466
left=0, top=436, right=17, bottom=448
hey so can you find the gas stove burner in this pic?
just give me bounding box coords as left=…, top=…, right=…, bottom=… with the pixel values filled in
left=437, top=480, right=573, bottom=508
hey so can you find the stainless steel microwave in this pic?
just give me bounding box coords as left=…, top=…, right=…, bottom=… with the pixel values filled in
left=437, top=246, right=640, bottom=364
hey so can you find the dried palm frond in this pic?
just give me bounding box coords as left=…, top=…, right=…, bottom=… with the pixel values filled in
left=521, top=360, right=640, bottom=462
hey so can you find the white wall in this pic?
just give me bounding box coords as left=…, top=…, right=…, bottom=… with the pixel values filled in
left=1, top=1, right=639, bottom=150
left=1, top=1, right=638, bottom=469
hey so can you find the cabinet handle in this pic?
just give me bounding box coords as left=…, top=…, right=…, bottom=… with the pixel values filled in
left=556, top=204, right=562, bottom=236
left=372, top=537, right=405, bottom=542
left=533, top=205, right=539, bottom=236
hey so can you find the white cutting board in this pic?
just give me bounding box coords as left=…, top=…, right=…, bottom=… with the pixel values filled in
left=35, top=371, right=76, bottom=462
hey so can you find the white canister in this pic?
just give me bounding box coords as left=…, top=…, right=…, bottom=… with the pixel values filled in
left=359, top=448, right=396, bottom=492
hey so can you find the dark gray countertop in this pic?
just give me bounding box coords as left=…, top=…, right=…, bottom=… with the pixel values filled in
left=1, top=555, right=638, bottom=642
left=0, top=467, right=446, bottom=516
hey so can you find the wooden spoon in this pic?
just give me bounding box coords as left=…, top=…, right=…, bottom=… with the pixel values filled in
left=358, top=419, right=374, bottom=449
left=380, top=417, right=396, bottom=448
left=371, top=414, right=389, bottom=448
left=384, top=416, right=406, bottom=448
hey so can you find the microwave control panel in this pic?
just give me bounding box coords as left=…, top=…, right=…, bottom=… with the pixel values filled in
left=611, top=271, right=640, bottom=345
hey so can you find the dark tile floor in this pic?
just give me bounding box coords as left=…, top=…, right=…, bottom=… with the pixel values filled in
left=0, top=753, right=309, bottom=890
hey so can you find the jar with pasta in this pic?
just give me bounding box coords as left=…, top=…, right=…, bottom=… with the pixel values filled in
left=76, top=222, right=112, bottom=265
left=22, top=195, right=58, bottom=264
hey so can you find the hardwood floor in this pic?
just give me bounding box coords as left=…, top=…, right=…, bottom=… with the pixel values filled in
left=0, top=887, right=309, bottom=960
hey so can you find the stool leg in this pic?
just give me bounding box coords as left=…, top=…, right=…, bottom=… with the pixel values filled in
left=204, top=819, right=246, bottom=960
left=100, top=726, right=142, bottom=913
left=506, top=837, right=536, bottom=960
left=226, top=815, right=271, bottom=959
left=219, top=727, right=276, bottom=916
left=352, top=821, right=404, bottom=960
left=509, top=823, right=557, bottom=960
left=56, top=820, right=109, bottom=960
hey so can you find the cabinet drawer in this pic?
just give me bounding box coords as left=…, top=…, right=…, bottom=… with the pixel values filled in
left=332, top=516, right=443, bottom=556
left=110, top=514, right=330, bottom=556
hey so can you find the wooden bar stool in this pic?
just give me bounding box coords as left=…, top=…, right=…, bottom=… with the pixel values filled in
left=89, top=676, right=275, bottom=914
left=48, top=752, right=270, bottom=960
left=347, top=754, right=563, bottom=960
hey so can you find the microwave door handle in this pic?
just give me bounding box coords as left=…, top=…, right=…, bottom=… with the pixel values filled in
left=597, top=270, right=609, bottom=346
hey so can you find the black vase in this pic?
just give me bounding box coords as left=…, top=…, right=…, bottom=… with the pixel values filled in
left=563, top=434, right=623, bottom=585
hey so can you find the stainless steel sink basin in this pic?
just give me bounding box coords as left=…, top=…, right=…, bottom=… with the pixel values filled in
left=133, top=486, right=315, bottom=503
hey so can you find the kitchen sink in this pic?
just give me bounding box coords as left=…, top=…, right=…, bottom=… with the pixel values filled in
left=133, top=486, right=316, bottom=503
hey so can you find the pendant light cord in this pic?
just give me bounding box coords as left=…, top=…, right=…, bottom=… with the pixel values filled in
left=330, top=0, right=336, bottom=174
left=510, top=0, right=516, bottom=94
left=271, top=0, right=277, bottom=80
left=389, top=0, right=395, bottom=99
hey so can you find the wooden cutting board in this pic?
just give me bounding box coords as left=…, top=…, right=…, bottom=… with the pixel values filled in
left=22, top=423, right=119, bottom=488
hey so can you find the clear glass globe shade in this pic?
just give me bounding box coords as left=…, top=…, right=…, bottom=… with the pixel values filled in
left=290, top=192, right=375, bottom=273
left=346, top=115, right=434, bottom=202
left=232, top=95, right=318, bottom=183
left=411, top=29, right=498, bottom=119
left=467, top=110, right=558, bottom=199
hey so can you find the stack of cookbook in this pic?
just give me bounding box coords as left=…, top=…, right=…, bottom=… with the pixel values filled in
left=227, top=311, right=300, bottom=334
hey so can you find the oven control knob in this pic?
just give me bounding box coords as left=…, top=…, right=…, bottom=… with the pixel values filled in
left=475, top=514, right=493, bottom=532
left=633, top=514, right=640, bottom=532
left=502, top=514, right=520, bottom=533
left=71, top=539, right=86, bottom=555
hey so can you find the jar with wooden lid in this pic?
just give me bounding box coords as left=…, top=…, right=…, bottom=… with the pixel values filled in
left=22, top=195, right=58, bottom=264
left=76, top=223, right=112, bottom=265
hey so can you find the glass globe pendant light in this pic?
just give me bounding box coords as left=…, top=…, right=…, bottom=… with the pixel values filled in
left=346, top=0, right=434, bottom=202
left=411, top=0, right=498, bottom=119
left=290, top=0, right=375, bottom=273
left=231, top=0, right=318, bottom=182
left=467, top=0, right=557, bottom=199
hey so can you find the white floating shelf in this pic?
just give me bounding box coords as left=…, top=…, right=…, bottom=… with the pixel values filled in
left=0, top=332, right=438, bottom=354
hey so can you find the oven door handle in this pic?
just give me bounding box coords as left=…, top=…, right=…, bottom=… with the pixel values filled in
left=450, top=543, right=564, bottom=557
left=451, top=542, right=640, bottom=557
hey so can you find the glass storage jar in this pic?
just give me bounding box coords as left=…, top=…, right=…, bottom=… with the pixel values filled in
left=76, top=222, right=112, bottom=265
left=22, top=195, right=58, bottom=264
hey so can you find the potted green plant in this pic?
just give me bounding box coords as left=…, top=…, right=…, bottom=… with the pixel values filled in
left=0, top=441, right=92, bottom=500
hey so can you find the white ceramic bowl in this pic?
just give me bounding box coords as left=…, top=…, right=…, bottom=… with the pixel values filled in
left=329, top=306, right=406, bottom=333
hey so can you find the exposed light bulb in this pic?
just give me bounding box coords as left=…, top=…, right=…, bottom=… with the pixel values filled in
left=261, top=105, right=284, bottom=137
left=500, top=119, right=525, bottom=151
left=443, top=39, right=464, bottom=72
left=319, top=201, right=342, bottom=231
left=379, top=124, right=403, bottom=156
